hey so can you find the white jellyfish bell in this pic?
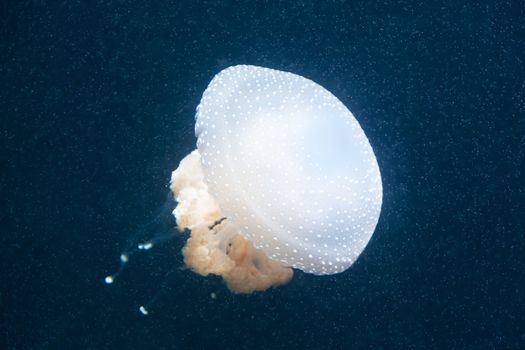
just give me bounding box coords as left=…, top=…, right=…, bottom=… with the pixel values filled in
left=171, top=65, right=382, bottom=293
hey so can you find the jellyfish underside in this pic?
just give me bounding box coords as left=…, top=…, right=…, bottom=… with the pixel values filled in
left=171, top=65, right=382, bottom=294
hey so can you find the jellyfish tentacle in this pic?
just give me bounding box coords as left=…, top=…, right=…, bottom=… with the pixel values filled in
left=105, top=194, right=179, bottom=285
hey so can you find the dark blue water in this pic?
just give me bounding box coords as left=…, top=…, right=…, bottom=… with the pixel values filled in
left=2, top=1, right=524, bottom=349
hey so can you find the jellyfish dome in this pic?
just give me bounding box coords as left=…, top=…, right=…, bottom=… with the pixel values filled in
left=171, top=65, right=382, bottom=292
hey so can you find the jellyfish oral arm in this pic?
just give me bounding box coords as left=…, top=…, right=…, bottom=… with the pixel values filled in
left=170, top=150, right=293, bottom=293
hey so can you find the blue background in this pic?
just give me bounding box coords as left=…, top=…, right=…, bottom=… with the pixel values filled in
left=2, top=1, right=524, bottom=349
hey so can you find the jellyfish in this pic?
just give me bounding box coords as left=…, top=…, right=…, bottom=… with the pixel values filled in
left=171, top=65, right=382, bottom=294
